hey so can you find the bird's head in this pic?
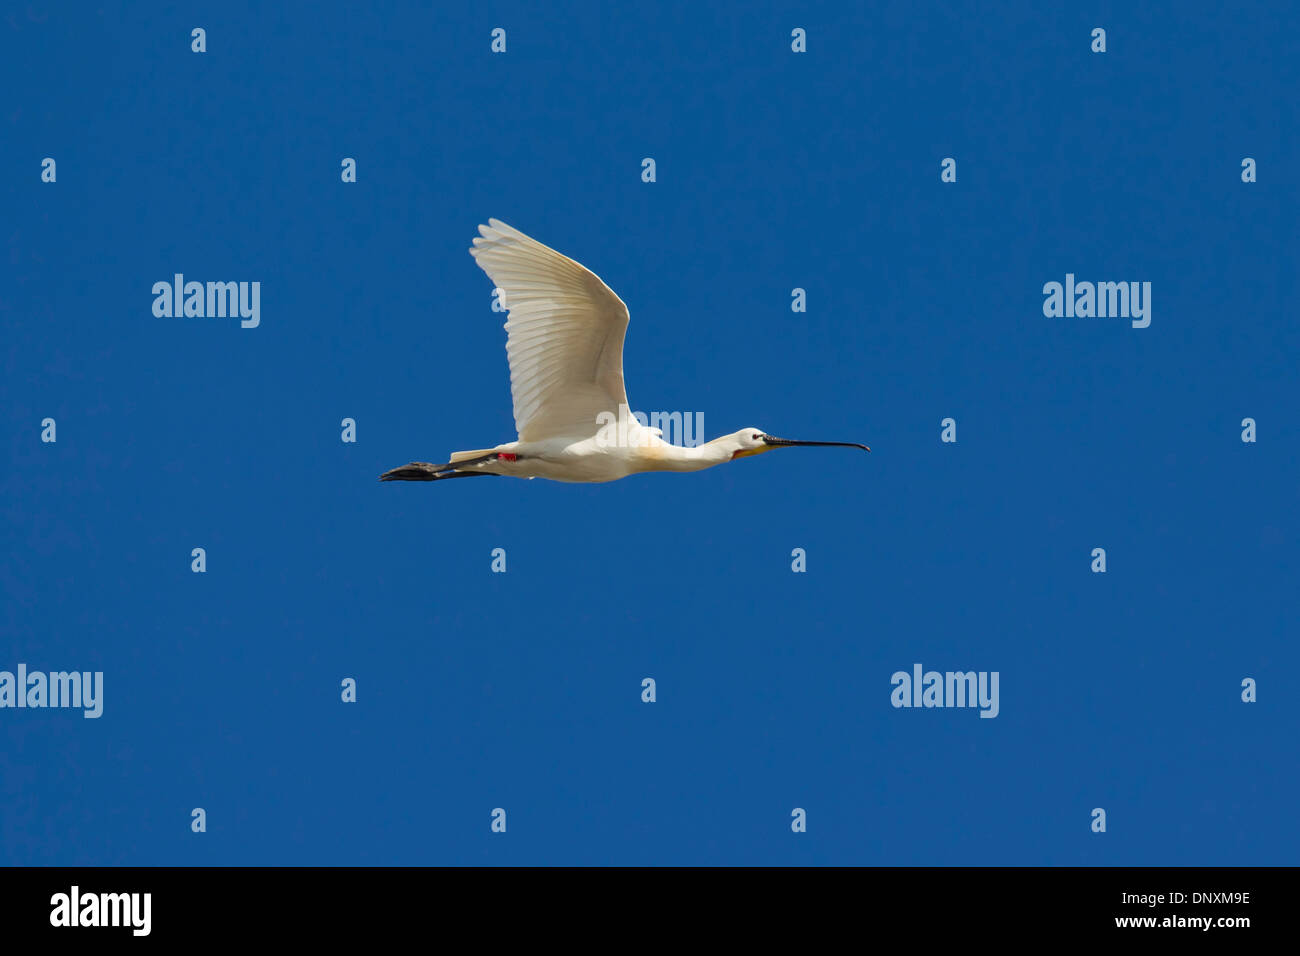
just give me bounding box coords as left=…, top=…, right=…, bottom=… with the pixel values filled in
left=729, top=428, right=772, bottom=459
left=728, top=428, right=871, bottom=460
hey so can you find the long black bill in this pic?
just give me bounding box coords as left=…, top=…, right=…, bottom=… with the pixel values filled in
left=762, top=435, right=871, bottom=452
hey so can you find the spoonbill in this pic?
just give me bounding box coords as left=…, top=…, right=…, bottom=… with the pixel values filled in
left=380, top=219, right=869, bottom=484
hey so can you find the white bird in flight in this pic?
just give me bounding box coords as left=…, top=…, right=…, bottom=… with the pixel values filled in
left=381, top=219, right=869, bottom=484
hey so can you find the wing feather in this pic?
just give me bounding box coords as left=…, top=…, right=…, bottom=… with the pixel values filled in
left=469, top=219, right=631, bottom=443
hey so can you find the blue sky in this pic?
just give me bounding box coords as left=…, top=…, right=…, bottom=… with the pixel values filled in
left=2, top=1, right=1296, bottom=865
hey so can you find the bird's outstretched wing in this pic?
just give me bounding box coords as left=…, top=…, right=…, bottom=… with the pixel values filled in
left=469, top=219, right=631, bottom=443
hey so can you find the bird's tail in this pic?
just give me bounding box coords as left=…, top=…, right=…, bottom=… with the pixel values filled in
left=449, top=448, right=498, bottom=463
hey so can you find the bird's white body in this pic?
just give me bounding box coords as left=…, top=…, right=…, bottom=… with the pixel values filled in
left=380, top=219, right=868, bottom=485
left=459, top=425, right=742, bottom=483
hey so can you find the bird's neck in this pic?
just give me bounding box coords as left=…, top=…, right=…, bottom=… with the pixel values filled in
left=638, top=436, right=737, bottom=472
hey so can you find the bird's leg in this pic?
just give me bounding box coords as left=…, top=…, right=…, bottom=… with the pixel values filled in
left=378, top=451, right=519, bottom=482
left=378, top=461, right=453, bottom=481
left=423, top=470, right=500, bottom=481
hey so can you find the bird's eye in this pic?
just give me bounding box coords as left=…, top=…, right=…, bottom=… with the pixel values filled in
left=752, top=433, right=760, bottom=440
